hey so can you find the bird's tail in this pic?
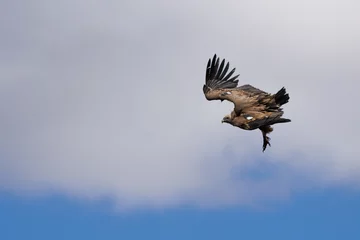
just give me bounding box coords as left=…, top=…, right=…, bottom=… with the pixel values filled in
left=273, top=117, right=291, bottom=125
left=265, top=112, right=291, bottom=126
left=274, top=87, right=290, bottom=106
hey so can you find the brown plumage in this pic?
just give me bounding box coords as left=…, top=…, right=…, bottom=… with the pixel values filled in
left=203, top=54, right=291, bottom=151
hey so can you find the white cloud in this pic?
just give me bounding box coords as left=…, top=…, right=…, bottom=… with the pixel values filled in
left=1, top=0, right=360, bottom=209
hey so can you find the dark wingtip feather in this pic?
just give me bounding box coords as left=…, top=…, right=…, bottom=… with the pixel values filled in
left=223, top=68, right=236, bottom=81
left=215, top=59, right=225, bottom=79
left=227, top=74, right=240, bottom=83
left=205, top=59, right=211, bottom=81
left=204, top=54, right=239, bottom=90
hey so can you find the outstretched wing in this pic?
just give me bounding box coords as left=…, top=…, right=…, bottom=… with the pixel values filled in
left=202, top=55, right=280, bottom=116
left=203, top=54, right=240, bottom=100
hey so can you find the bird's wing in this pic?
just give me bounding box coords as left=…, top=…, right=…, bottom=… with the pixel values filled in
left=232, top=85, right=282, bottom=114
left=240, top=110, right=289, bottom=130
left=203, top=54, right=240, bottom=101
left=237, top=84, right=269, bottom=96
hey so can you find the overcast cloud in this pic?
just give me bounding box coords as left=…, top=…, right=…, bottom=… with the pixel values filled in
left=1, top=0, right=359, bottom=209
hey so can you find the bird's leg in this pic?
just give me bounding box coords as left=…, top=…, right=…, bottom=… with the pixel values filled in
left=260, top=129, right=271, bottom=152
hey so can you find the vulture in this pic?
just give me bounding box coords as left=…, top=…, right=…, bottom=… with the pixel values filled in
left=203, top=54, right=291, bottom=151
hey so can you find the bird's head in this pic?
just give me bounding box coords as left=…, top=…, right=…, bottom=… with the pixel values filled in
left=221, top=114, right=232, bottom=124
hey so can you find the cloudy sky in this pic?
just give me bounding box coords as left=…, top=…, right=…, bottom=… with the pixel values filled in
left=1, top=0, right=360, bottom=237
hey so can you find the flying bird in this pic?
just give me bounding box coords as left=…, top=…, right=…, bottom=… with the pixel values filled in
left=203, top=54, right=291, bottom=151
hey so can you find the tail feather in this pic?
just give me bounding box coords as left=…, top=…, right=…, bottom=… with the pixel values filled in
left=274, top=87, right=290, bottom=106
left=266, top=113, right=291, bottom=126
left=274, top=118, right=291, bottom=124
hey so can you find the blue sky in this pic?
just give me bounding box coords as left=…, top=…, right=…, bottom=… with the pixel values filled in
left=1, top=189, right=359, bottom=240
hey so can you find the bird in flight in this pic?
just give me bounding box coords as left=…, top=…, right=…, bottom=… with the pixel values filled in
left=203, top=54, right=291, bottom=151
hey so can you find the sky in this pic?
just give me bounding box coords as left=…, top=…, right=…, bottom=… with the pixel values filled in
left=1, top=189, right=360, bottom=239
left=1, top=0, right=360, bottom=239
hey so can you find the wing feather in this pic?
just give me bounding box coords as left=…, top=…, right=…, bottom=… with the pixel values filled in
left=205, top=59, right=211, bottom=81
left=219, top=62, right=229, bottom=80
left=222, top=67, right=236, bottom=81
left=237, top=84, right=268, bottom=95
left=227, top=74, right=240, bottom=83
left=244, top=112, right=290, bottom=130
left=215, top=59, right=225, bottom=79
left=203, top=54, right=240, bottom=95
left=209, top=55, right=218, bottom=81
